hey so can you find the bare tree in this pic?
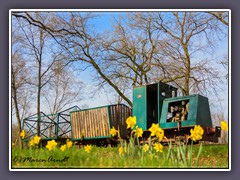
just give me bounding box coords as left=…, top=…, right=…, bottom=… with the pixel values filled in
left=147, top=12, right=227, bottom=97
left=12, top=19, right=32, bottom=148
left=207, top=12, right=229, bottom=26
left=97, top=12, right=227, bottom=99
left=13, top=13, right=67, bottom=135
left=12, top=54, right=24, bottom=148
left=100, top=15, right=156, bottom=86
left=12, top=12, right=133, bottom=106
left=12, top=11, right=228, bottom=109
left=92, top=14, right=162, bottom=105
left=11, top=50, right=32, bottom=148
left=43, top=60, right=84, bottom=114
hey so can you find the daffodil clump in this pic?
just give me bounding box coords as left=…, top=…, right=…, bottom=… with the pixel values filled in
left=29, top=135, right=41, bottom=147
left=144, top=123, right=165, bottom=158
left=19, top=129, right=76, bottom=152
left=166, top=125, right=204, bottom=166
left=46, top=139, right=74, bottom=151
left=118, top=146, right=127, bottom=155
left=126, top=116, right=143, bottom=138
left=60, top=140, right=73, bottom=152
left=153, top=143, right=163, bottom=153
left=118, top=116, right=164, bottom=160
left=149, top=123, right=164, bottom=142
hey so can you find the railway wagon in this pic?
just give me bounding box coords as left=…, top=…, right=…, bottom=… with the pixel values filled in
left=70, top=104, right=131, bottom=145
left=21, top=104, right=132, bottom=146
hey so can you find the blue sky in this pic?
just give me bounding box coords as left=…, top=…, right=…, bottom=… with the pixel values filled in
left=77, top=12, right=229, bottom=117
left=12, top=11, right=229, bottom=124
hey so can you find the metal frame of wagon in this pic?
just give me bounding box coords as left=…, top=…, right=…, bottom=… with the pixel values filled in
left=22, top=105, right=81, bottom=143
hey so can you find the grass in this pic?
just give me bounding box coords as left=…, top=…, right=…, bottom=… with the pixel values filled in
left=11, top=143, right=229, bottom=169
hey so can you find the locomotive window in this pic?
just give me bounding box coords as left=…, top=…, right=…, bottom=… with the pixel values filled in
left=167, top=112, right=172, bottom=121
left=167, top=100, right=189, bottom=122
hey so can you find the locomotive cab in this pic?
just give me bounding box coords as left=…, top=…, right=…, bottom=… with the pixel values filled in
left=132, top=82, right=177, bottom=130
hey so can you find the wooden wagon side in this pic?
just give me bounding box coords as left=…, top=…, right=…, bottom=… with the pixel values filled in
left=70, top=104, right=132, bottom=141
left=71, top=106, right=111, bottom=140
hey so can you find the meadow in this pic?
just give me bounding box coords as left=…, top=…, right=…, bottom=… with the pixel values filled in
left=12, top=119, right=229, bottom=169
left=11, top=143, right=228, bottom=169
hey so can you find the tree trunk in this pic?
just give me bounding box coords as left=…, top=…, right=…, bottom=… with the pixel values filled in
left=12, top=72, right=23, bottom=149
left=37, top=62, right=41, bottom=136
left=182, top=43, right=191, bottom=96
left=37, top=28, right=43, bottom=136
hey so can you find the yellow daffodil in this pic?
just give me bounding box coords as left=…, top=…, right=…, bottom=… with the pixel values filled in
left=46, top=140, right=58, bottom=151
left=149, top=123, right=160, bottom=136
left=134, top=126, right=143, bottom=138
left=84, top=145, right=92, bottom=153
left=143, top=144, right=149, bottom=152
left=60, top=144, right=67, bottom=152
left=148, top=154, right=158, bottom=159
left=189, top=125, right=204, bottom=142
left=20, top=130, right=25, bottom=139
left=32, top=135, right=41, bottom=145
left=67, top=141, right=73, bottom=148
left=149, top=123, right=164, bottom=142
left=153, top=143, right=163, bottom=153
left=28, top=135, right=41, bottom=147
left=156, top=129, right=164, bottom=142
left=126, top=116, right=136, bottom=129
left=29, top=139, right=35, bottom=147
left=110, top=127, right=118, bottom=137
left=118, top=146, right=126, bottom=155
left=220, top=121, right=228, bottom=131
left=119, top=147, right=123, bottom=155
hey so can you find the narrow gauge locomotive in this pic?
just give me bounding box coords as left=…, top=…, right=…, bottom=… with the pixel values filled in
left=22, top=82, right=221, bottom=146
